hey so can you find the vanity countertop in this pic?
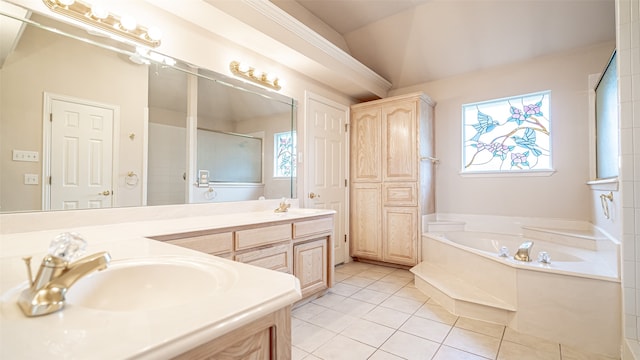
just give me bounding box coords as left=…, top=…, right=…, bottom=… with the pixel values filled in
left=0, top=207, right=334, bottom=359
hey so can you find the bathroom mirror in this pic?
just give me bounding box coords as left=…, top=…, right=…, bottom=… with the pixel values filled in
left=0, top=5, right=297, bottom=212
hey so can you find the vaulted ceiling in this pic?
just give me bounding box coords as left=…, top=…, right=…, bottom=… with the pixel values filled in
left=273, top=0, right=616, bottom=90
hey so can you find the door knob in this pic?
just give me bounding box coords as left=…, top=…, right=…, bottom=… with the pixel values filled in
left=309, top=192, right=320, bottom=199
left=98, top=190, right=111, bottom=196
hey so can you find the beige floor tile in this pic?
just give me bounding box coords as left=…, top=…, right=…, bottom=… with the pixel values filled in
left=399, top=315, right=453, bottom=343
left=340, top=318, right=395, bottom=347
left=312, top=292, right=346, bottom=308
left=333, top=272, right=352, bottom=283
left=362, top=306, right=412, bottom=329
left=366, top=280, right=406, bottom=294
left=502, top=328, right=560, bottom=355
left=380, top=331, right=440, bottom=359
left=306, top=308, right=358, bottom=333
left=356, top=269, right=390, bottom=281
left=340, top=275, right=376, bottom=288
left=351, top=288, right=391, bottom=305
left=312, top=334, right=376, bottom=360
left=368, top=350, right=405, bottom=359
left=498, top=340, right=561, bottom=360
left=455, top=317, right=505, bottom=338
left=444, top=327, right=501, bottom=359
left=292, top=346, right=309, bottom=360
left=560, top=345, right=619, bottom=360
left=291, top=321, right=337, bottom=353
left=292, top=302, right=328, bottom=321
left=329, top=282, right=362, bottom=297
left=303, top=355, right=322, bottom=360
left=379, top=295, right=425, bottom=314
left=332, top=297, right=376, bottom=317
left=413, top=302, right=459, bottom=325
left=394, top=285, right=430, bottom=302
left=379, top=273, right=413, bottom=286
left=433, top=345, right=491, bottom=360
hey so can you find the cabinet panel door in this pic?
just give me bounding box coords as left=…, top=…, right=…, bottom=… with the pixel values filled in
left=350, top=107, right=381, bottom=182
left=350, top=183, right=382, bottom=260
left=294, top=239, right=328, bottom=297
left=383, top=101, right=417, bottom=182
left=382, top=182, right=417, bottom=206
left=383, top=206, right=418, bottom=266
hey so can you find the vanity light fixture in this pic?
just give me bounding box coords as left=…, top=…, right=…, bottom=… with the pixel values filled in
left=42, top=0, right=162, bottom=48
left=229, top=61, right=281, bottom=91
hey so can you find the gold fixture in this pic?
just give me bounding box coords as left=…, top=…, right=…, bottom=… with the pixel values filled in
left=600, top=191, right=614, bottom=219
left=229, top=61, right=281, bottom=91
left=129, top=133, right=135, bottom=140
left=274, top=198, right=291, bottom=213
left=42, top=0, right=162, bottom=48
left=18, top=251, right=111, bottom=316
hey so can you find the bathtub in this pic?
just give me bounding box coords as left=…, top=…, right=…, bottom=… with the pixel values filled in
left=412, top=226, right=621, bottom=357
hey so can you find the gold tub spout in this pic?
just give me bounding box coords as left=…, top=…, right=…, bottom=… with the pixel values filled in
left=514, top=241, right=534, bottom=262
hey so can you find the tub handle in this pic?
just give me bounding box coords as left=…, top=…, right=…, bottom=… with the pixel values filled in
left=600, top=192, right=613, bottom=219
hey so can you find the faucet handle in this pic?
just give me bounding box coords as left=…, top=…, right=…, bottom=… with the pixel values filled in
left=22, top=256, right=34, bottom=287
left=48, top=232, right=87, bottom=261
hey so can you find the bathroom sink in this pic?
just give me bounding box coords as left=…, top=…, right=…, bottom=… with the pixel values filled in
left=65, top=257, right=238, bottom=311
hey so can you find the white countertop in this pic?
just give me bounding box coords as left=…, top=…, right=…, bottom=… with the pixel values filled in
left=0, top=208, right=334, bottom=359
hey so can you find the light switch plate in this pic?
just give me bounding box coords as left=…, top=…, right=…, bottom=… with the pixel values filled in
left=24, top=174, right=38, bottom=185
left=13, top=150, right=39, bottom=162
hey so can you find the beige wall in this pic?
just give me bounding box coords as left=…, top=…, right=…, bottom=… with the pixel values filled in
left=390, top=41, right=615, bottom=221
left=0, top=20, right=148, bottom=212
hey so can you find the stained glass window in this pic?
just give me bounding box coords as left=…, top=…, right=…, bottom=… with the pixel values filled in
left=462, top=91, right=552, bottom=173
left=274, top=131, right=296, bottom=177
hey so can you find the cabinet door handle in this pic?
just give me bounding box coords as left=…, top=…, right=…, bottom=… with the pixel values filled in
left=309, top=192, right=320, bottom=199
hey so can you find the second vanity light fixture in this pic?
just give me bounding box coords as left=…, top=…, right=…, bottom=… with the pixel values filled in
left=229, top=61, right=282, bottom=91
left=42, top=0, right=162, bottom=48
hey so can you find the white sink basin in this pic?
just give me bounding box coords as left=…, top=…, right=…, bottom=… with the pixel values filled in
left=65, top=257, right=238, bottom=311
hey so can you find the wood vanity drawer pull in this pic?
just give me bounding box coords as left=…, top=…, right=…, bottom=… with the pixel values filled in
left=166, top=232, right=233, bottom=255
left=235, top=224, right=292, bottom=250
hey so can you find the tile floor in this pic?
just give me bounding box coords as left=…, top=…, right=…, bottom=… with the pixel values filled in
left=291, top=261, right=618, bottom=360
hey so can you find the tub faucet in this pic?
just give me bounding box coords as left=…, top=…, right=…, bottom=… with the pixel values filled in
left=17, top=251, right=111, bottom=317
left=514, top=241, right=534, bottom=262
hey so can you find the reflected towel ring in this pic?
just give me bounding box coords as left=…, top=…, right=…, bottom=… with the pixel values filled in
left=204, top=186, right=217, bottom=200
left=126, top=171, right=139, bottom=186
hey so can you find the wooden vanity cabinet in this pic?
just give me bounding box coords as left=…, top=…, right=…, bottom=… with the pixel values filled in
left=150, top=214, right=334, bottom=300
left=174, top=306, right=291, bottom=360
left=350, top=92, right=435, bottom=267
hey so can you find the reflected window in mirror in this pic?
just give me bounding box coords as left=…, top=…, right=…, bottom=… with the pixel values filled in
left=595, top=50, right=619, bottom=180
left=274, top=131, right=297, bottom=178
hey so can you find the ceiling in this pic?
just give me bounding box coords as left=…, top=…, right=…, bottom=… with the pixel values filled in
left=273, top=0, right=616, bottom=89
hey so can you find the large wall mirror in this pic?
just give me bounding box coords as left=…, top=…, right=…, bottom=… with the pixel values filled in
left=0, top=2, right=297, bottom=213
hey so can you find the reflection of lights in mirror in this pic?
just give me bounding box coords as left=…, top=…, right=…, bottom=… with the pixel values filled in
left=42, top=0, right=162, bottom=48
left=0, top=7, right=296, bottom=213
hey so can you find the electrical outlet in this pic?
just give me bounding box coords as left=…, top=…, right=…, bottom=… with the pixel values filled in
left=13, top=150, right=39, bottom=162
left=24, top=174, right=38, bottom=185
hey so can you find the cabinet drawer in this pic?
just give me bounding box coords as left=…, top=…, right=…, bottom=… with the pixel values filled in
left=235, top=224, right=292, bottom=250
left=293, top=217, right=333, bottom=239
left=383, top=183, right=417, bottom=206
left=235, top=244, right=292, bottom=273
left=165, top=232, right=233, bottom=255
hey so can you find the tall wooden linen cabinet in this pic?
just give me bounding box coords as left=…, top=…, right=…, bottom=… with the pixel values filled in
left=350, top=92, right=435, bottom=267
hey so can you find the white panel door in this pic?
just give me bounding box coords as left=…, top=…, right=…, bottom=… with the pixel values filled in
left=305, top=92, right=349, bottom=265
left=50, top=99, right=114, bottom=210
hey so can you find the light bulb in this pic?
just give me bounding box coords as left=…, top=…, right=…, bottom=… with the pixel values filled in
left=90, top=4, right=108, bottom=20
left=146, top=26, right=162, bottom=41
left=238, top=62, right=250, bottom=73
left=57, top=0, right=75, bottom=6
left=119, top=14, right=137, bottom=31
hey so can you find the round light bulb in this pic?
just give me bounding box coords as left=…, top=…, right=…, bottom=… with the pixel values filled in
left=119, top=15, right=137, bottom=31
left=57, top=0, right=75, bottom=6
left=146, top=26, right=162, bottom=41
left=238, top=62, right=250, bottom=73
left=90, top=4, right=108, bottom=20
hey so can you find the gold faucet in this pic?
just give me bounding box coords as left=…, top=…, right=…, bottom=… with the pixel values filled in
left=17, top=251, right=111, bottom=317
left=514, top=241, right=534, bottom=262
left=274, top=198, right=291, bottom=213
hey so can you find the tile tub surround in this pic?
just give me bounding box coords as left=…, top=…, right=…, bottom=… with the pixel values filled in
left=414, top=214, right=621, bottom=358
left=293, top=262, right=618, bottom=360
left=0, top=203, right=342, bottom=359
